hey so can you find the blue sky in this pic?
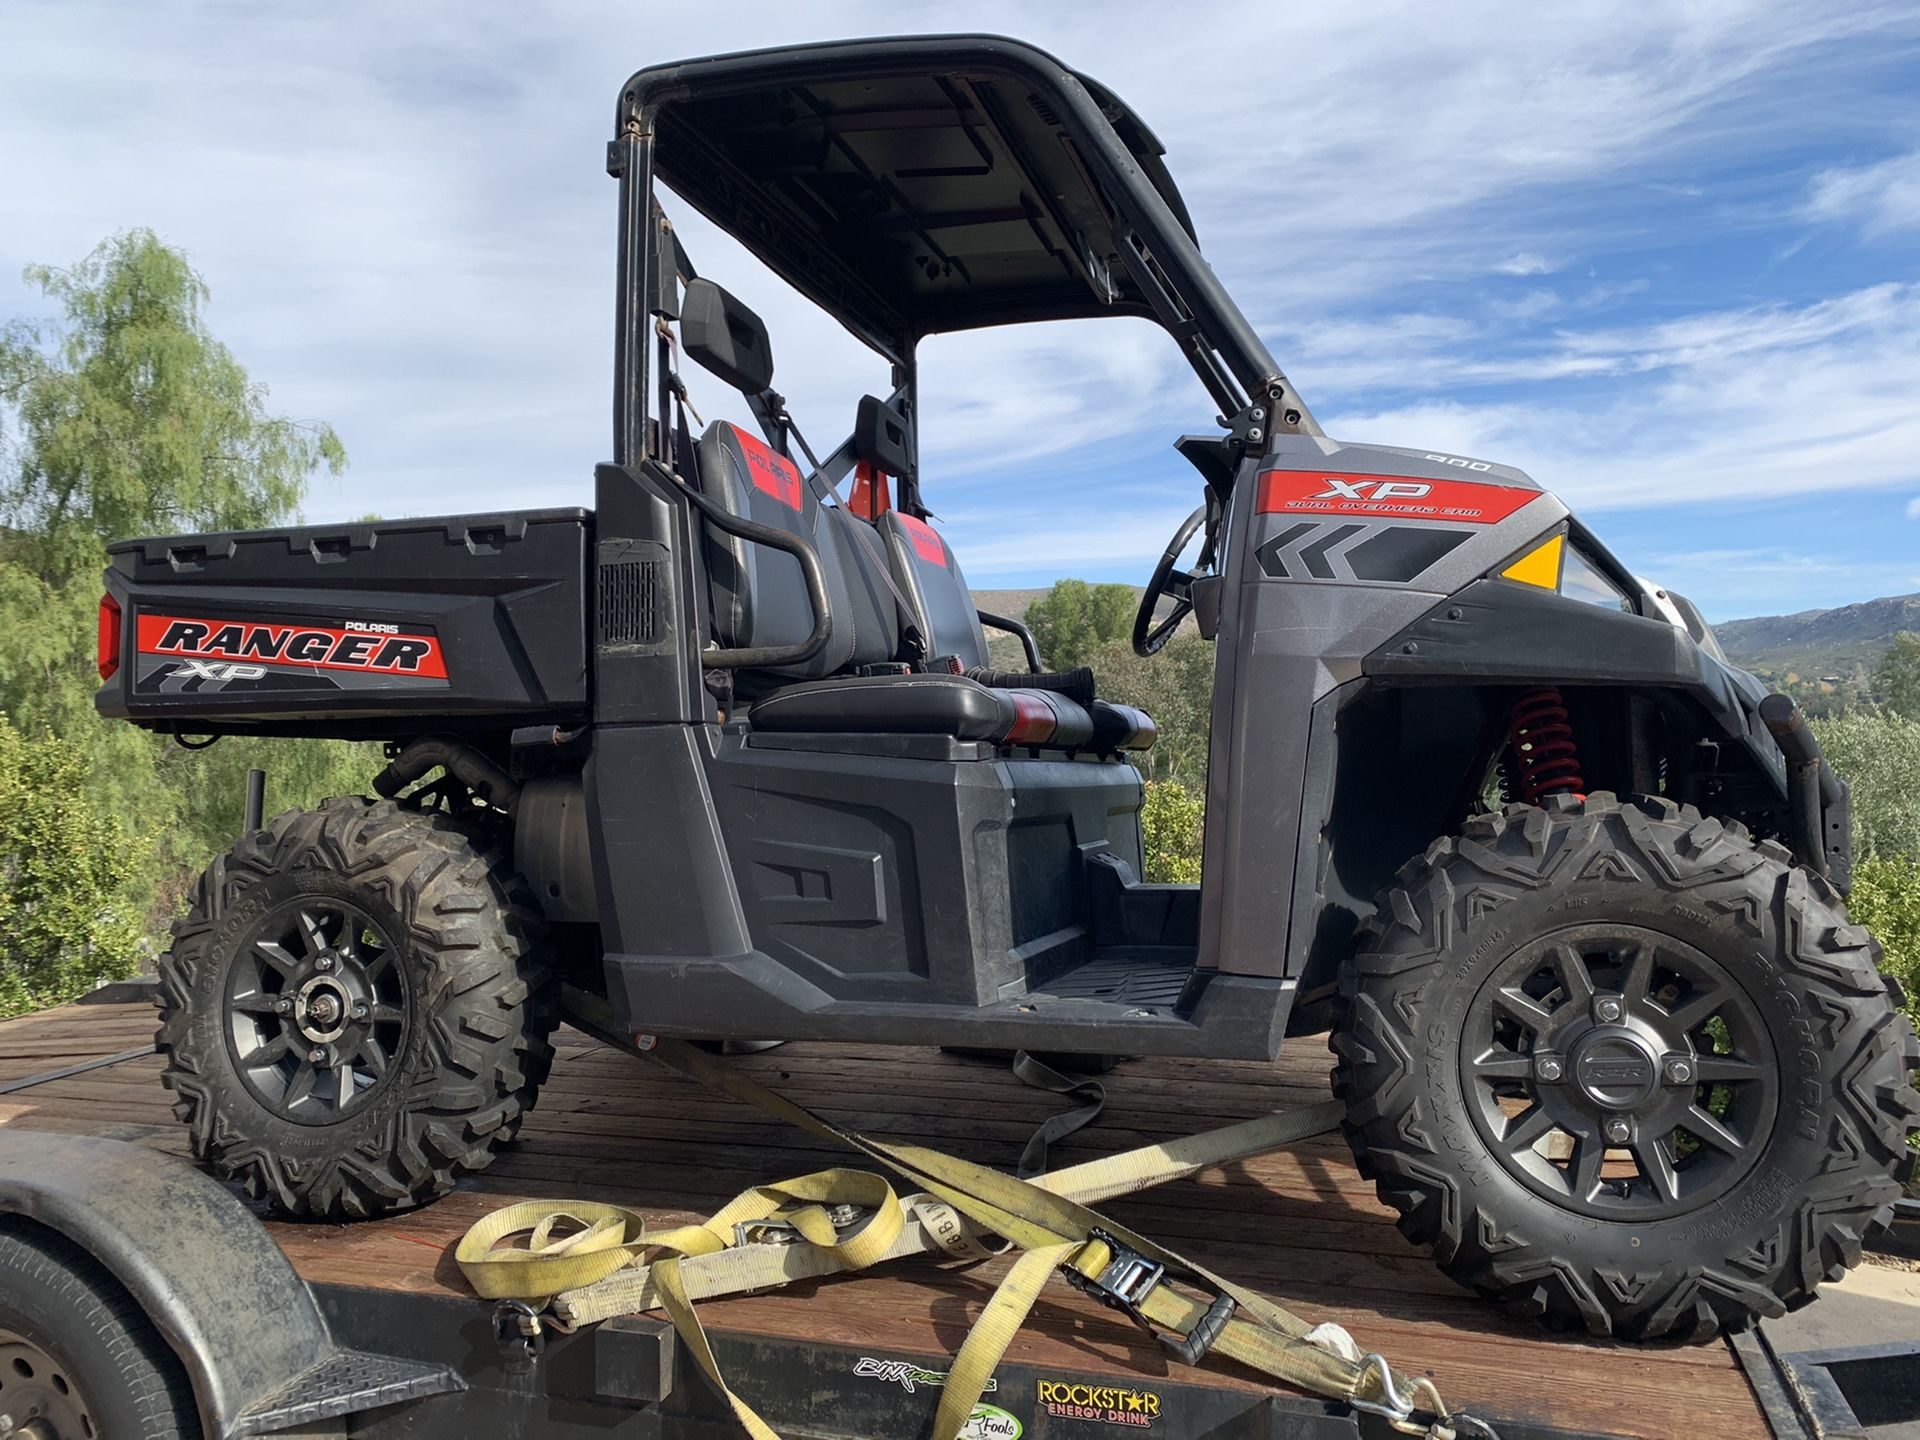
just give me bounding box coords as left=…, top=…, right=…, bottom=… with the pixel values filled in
left=3, top=1, right=1918, bottom=621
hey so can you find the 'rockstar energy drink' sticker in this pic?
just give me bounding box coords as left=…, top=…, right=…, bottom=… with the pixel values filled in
left=1036, top=1379, right=1162, bottom=1428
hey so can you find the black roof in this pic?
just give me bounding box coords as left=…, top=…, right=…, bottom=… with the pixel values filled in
left=619, top=35, right=1206, bottom=360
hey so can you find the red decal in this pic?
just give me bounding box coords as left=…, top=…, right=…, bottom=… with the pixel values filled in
left=1256, top=469, right=1540, bottom=524
left=728, top=424, right=803, bottom=509
left=895, top=513, right=948, bottom=567
left=136, top=614, right=448, bottom=679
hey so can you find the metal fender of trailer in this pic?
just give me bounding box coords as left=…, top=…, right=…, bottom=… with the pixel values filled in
left=0, top=1130, right=462, bottom=1437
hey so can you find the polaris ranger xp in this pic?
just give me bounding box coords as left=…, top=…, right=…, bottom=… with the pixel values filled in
left=96, top=35, right=1917, bottom=1344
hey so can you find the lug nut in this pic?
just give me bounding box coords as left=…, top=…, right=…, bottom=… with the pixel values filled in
left=308, top=1047, right=327, bottom=1064
left=315, top=954, right=334, bottom=972
left=1594, top=997, right=1623, bottom=1023
left=1665, top=1058, right=1694, bottom=1085
left=1536, top=1056, right=1565, bottom=1082
left=275, top=997, right=293, bottom=1013
left=1603, top=1117, right=1632, bottom=1145
left=352, top=1002, right=369, bottom=1020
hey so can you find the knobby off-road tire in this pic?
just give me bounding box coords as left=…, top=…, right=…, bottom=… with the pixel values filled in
left=158, top=798, right=558, bottom=1219
left=0, top=1222, right=202, bottom=1439
left=1332, top=793, right=1920, bottom=1341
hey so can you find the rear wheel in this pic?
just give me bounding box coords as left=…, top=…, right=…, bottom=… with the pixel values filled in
left=1332, top=793, right=1920, bottom=1340
left=0, top=1223, right=200, bottom=1439
left=158, top=798, right=557, bottom=1219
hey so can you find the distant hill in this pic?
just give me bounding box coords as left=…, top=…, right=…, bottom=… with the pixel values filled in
left=973, top=588, right=1054, bottom=621
left=980, top=583, right=1918, bottom=683
left=1716, top=592, right=1920, bottom=679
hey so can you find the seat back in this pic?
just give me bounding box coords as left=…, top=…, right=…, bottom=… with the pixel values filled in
left=696, top=422, right=898, bottom=682
left=879, top=511, right=989, bottom=670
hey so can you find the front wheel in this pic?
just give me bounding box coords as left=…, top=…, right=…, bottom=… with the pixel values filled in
left=1332, top=793, right=1920, bottom=1341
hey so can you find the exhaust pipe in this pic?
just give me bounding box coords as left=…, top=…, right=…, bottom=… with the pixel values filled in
left=374, top=736, right=520, bottom=811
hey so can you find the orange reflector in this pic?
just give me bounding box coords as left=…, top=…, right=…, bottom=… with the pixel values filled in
left=1501, top=534, right=1565, bottom=590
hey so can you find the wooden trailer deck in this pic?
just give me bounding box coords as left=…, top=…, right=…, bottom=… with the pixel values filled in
left=0, top=999, right=1774, bottom=1439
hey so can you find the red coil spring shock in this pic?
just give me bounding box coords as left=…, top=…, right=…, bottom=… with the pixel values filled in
left=1503, top=687, right=1585, bottom=805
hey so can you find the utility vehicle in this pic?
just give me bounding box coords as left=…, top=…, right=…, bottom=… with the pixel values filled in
left=92, top=34, right=1917, bottom=1345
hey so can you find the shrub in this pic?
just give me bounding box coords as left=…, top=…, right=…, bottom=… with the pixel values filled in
left=1086, top=634, right=1216, bottom=788
left=0, top=716, right=145, bottom=1017
left=1140, top=779, right=1205, bottom=884
left=1850, top=855, right=1920, bottom=1031
left=1811, top=709, right=1920, bottom=860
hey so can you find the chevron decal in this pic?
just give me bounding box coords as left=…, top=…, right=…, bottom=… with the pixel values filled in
left=1254, top=520, right=1471, bottom=583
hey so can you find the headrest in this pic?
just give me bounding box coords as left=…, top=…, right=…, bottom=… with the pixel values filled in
left=853, top=394, right=911, bottom=477
left=682, top=278, right=774, bottom=394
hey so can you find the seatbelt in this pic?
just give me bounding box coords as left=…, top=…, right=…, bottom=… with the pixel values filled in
left=657, top=319, right=703, bottom=487
left=776, top=402, right=932, bottom=665
left=455, top=1008, right=1500, bottom=1440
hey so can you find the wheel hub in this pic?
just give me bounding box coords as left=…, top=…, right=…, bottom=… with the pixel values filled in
left=1460, top=923, right=1780, bottom=1221
left=295, top=972, right=353, bottom=1043
left=223, top=900, right=408, bottom=1124
left=0, top=1331, right=95, bottom=1440
left=1568, top=1028, right=1662, bottom=1110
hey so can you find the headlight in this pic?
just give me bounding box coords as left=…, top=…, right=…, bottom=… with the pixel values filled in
left=1500, top=532, right=1634, bottom=614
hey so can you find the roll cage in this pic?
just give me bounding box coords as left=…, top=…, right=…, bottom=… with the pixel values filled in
left=609, top=33, right=1321, bottom=501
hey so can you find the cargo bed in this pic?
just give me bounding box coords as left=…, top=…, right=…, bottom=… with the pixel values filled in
left=0, top=999, right=1783, bottom=1439
left=96, top=508, right=592, bottom=737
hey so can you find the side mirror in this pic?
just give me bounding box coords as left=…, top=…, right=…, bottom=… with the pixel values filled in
left=681, top=278, right=774, bottom=395
left=853, top=394, right=911, bottom=476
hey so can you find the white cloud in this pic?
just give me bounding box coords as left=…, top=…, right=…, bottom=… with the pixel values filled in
left=1805, top=149, right=1920, bottom=237
left=1907, top=496, right=1920, bottom=520
left=1495, top=254, right=1555, bottom=276
left=1327, top=282, right=1920, bottom=517
left=1, top=0, right=1917, bottom=584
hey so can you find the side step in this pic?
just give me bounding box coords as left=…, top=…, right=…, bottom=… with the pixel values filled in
left=597, top=953, right=1293, bottom=1060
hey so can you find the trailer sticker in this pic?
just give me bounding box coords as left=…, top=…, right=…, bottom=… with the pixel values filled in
left=1036, top=1378, right=1162, bottom=1427
left=851, top=1356, right=999, bottom=1395
left=1256, top=468, right=1540, bottom=524
left=961, top=1403, right=1023, bottom=1438
left=136, top=614, right=449, bottom=680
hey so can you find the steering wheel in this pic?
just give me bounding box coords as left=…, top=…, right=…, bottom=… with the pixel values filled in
left=1132, top=503, right=1215, bottom=656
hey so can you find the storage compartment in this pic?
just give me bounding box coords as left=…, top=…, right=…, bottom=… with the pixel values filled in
left=705, top=731, right=1147, bottom=1007
left=96, top=509, right=592, bottom=737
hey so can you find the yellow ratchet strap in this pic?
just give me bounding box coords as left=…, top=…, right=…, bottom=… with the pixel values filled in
left=454, top=1032, right=1491, bottom=1440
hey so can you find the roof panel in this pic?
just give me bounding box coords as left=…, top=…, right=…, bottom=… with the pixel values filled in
left=626, top=36, right=1196, bottom=355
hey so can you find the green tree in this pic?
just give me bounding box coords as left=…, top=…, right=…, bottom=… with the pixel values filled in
left=1873, top=632, right=1920, bottom=719
left=0, top=231, right=371, bottom=954
left=0, top=231, right=343, bottom=715
left=0, top=715, right=146, bottom=1016
left=1086, top=632, right=1215, bottom=786
left=1812, top=709, right=1920, bottom=860
left=1026, top=579, right=1138, bottom=668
